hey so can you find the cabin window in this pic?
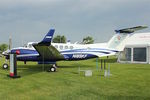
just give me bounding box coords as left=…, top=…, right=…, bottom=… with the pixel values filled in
left=59, top=45, right=63, bottom=50
left=28, top=44, right=32, bottom=48
left=65, top=46, right=68, bottom=49
left=70, top=46, right=74, bottom=49
left=54, top=45, right=58, bottom=49
left=87, top=47, right=91, bottom=49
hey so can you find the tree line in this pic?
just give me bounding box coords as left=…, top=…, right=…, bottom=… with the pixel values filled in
left=0, top=35, right=94, bottom=53
left=0, top=44, right=8, bottom=52
left=52, top=35, right=94, bottom=44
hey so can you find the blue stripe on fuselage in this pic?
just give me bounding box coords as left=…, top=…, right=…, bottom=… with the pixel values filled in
left=11, top=49, right=38, bottom=55
left=11, top=48, right=118, bottom=61
left=61, top=50, right=110, bottom=54
left=63, top=53, right=97, bottom=60
left=60, top=48, right=118, bottom=54
left=11, top=49, right=39, bottom=61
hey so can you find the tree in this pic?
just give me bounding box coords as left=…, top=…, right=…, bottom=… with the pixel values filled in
left=52, top=35, right=67, bottom=43
left=82, top=36, right=94, bottom=44
left=0, top=44, right=8, bottom=52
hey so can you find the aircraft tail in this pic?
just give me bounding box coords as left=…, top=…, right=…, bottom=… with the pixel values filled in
left=38, top=29, right=55, bottom=45
left=107, top=26, right=148, bottom=51
left=107, top=33, right=130, bottom=51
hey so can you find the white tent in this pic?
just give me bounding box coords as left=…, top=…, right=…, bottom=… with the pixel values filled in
left=118, top=33, right=150, bottom=64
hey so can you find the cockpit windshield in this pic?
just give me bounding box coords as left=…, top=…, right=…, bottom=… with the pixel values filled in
left=24, top=42, right=34, bottom=48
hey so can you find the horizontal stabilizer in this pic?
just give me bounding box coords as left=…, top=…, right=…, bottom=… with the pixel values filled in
left=115, top=26, right=148, bottom=33
left=38, top=29, right=55, bottom=45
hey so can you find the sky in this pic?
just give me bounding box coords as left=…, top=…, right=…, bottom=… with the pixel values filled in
left=0, top=0, right=150, bottom=47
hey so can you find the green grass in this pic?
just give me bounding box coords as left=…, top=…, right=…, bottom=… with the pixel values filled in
left=0, top=56, right=150, bottom=100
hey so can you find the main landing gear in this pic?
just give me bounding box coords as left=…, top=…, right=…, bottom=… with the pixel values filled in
left=48, top=64, right=57, bottom=72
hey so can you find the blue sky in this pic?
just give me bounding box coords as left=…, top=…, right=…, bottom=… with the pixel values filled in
left=0, top=0, right=150, bottom=47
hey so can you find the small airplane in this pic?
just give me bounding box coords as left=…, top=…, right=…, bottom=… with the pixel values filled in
left=2, top=26, right=148, bottom=72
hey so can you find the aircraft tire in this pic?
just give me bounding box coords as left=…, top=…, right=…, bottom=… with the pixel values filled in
left=50, top=67, right=56, bottom=72
left=3, top=63, right=9, bottom=69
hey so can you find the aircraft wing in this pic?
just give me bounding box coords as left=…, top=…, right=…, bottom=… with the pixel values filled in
left=33, top=29, right=64, bottom=60
left=115, top=26, right=148, bottom=33
left=33, top=45, right=64, bottom=60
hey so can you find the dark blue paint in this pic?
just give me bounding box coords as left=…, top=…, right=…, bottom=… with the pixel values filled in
left=11, top=49, right=38, bottom=55
left=39, top=29, right=55, bottom=44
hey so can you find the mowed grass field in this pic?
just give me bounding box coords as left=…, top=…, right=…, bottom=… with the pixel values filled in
left=0, top=57, right=150, bottom=100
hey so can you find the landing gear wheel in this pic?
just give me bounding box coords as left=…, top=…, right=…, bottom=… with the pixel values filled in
left=3, top=63, right=9, bottom=69
left=50, top=67, right=56, bottom=72
left=47, top=64, right=57, bottom=72
left=48, top=67, right=56, bottom=72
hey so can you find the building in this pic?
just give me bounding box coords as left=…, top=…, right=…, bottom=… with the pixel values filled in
left=118, top=32, right=150, bottom=64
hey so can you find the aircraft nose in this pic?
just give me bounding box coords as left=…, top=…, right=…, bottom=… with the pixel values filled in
left=10, top=49, right=21, bottom=55
left=2, top=50, right=10, bottom=56
left=2, top=51, right=5, bottom=55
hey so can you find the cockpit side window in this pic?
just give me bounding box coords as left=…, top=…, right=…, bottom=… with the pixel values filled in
left=59, top=45, right=63, bottom=50
left=65, top=46, right=68, bottom=49
left=28, top=44, right=32, bottom=48
left=54, top=45, right=58, bottom=49
left=24, top=44, right=27, bottom=48
left=70, top=46, right=74, bottom=49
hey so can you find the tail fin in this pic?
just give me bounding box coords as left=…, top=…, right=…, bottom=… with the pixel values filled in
left=107, top=26, right=148, bottom=51
left=107, top=33, right=131, bottom=51
left=38, top=29, right=55, bottom=45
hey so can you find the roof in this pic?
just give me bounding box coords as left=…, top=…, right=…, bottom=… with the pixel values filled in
left=126, top=32, right=150, bottom=46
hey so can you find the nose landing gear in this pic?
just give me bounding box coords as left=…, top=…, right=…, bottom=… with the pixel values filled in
left=2, top=59, right=9, bottom=69
left=3, top=63, right=9, bottom=69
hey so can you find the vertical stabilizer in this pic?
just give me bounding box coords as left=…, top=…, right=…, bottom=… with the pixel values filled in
left=38, top=29, right=55, bottom=46
left=107, top=26, right=148, bottom=51
left=107, top=33, right=130, bottom=51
